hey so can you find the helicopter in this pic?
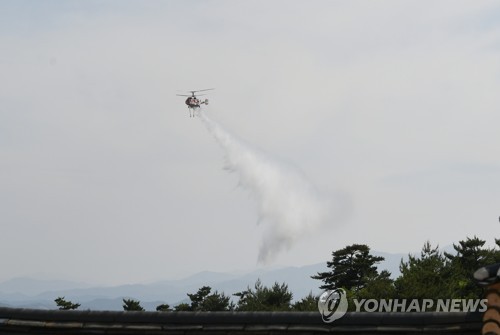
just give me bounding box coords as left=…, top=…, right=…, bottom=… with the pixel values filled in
left=176, top=88, right=214, bottom=117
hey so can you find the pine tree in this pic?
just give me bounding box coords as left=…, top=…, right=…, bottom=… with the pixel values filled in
left=395, top=241, right=448, bottom=300
left=122, top=298, right=145, bottom=311
left=444, top=236, right=500, bottom=298
left=54, top=297, right=80, bottom=310
left=156, top=303, right=171, bottom=312
left=312, top=244, right=384, bottom=291
left=234, top=279, right=293, bottom=311
left=175, top=286, right=232, bottom=311
left=292, top=292, right=319, bottom=311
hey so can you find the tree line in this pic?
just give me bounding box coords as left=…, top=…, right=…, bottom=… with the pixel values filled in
left=55, top=236, right=500, bottom=312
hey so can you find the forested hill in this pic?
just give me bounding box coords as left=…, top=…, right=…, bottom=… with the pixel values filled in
left=0, top=252, right=404, bottom=311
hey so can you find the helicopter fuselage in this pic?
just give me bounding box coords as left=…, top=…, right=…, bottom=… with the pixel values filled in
left=185, top=96, right=208, bottom=109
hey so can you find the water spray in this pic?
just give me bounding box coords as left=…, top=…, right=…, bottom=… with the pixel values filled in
left=198, top=111, right=334, bottom=263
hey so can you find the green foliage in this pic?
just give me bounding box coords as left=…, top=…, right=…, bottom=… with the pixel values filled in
left=187, top=286, right=211, bottom=310
left=395, top=241, right=449, bottom=300
left=356, top=270, right=396, bottom=300
left=175, top=286, right=232, bottom=311
left=312, top=244, right=385, bottom=291
left=174, top=303, right=191, bottom=311
left=311, top=236, right=500, bottom=312
left=122, top=298, right=145, bottom=311
left=291, top=292, right=318, bottom=311
left=390, top=237, right=500, bottom=304
left=201, top=291, right=233, bottom=311
left=55, top=236, right=500, bottom=313
left=156, top=303, right=171, bottom=312
left=444, top=236, right=499, bottom=298
left=234, top=279, right=293, bottom=311
left=54, top=296, right=80, bottom=310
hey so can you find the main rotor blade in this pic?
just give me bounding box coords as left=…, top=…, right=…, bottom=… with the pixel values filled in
left=193, top=88, right=215, bottom=93
left=176, top=94, right=191, bottom=97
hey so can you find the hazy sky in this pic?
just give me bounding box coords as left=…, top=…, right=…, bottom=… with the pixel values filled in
left=1, top=0, right=500, bottom=285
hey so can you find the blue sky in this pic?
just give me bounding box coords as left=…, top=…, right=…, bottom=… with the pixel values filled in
left=1, top=1, right=500, bottom=285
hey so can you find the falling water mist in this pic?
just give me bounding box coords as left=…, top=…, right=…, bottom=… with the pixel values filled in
left=198, top=111, right=335, bottom=263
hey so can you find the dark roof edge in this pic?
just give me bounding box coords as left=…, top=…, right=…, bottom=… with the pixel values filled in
left=0, top=307, right=482, bottom=326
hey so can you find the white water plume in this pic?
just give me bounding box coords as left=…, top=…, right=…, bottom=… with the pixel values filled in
left=199, top=111, right=335, bottom=263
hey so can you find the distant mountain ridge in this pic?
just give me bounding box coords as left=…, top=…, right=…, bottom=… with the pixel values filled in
left=0, top=252, right=406, bottom=311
